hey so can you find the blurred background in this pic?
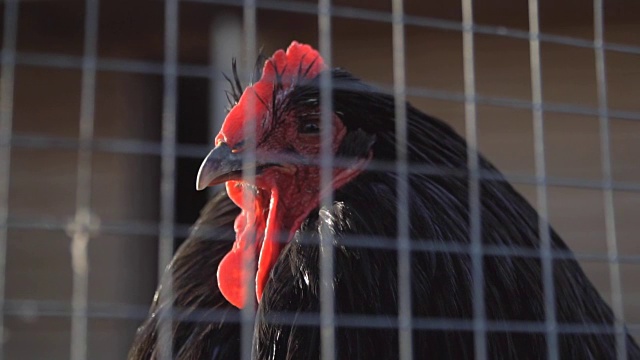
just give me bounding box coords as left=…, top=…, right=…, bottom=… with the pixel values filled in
left=0, top=0, right=639, bottom=358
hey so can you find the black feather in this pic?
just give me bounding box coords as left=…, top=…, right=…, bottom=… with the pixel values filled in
left=131, top=65, right=640, bottom=360
left=252, top=47, right=267, bottom=85
left=223, top=58, right=245, bottom=109
left=128, top=192, right=241, bottom=360
left=254, top=69, right=640, bottom=359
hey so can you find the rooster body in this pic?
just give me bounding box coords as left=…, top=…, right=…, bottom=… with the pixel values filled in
left=130, top=42, right=640, bottom=359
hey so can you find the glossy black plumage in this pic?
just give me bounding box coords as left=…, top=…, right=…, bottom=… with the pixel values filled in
left=129, top=192, right=241, bottom=359
left=130, top=68, right=640, bottom=359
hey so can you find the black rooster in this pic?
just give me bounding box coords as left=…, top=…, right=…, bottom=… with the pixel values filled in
left=130, top=42, right=640, bottom=359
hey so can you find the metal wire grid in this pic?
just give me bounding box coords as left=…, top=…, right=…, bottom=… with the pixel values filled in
left=318, top=1, right=336, bottom=359
left=459, top=1, right=486, bottom=358
left=240, top=2, right=257, bottom=360
left=593, top=0, right=627, bottom=358
left=391, top=0, right=412, bottom=359
left=0, top=1, right=18, bottom=360
left=527, top=1, right=558, bottom=358
left=67, top=0, right=99, bottom=360
left=156, top=0, right=179, bottom=359
left=0, top=0, right=639, bottom=359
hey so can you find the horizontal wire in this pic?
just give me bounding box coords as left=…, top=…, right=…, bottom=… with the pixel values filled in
left=184, top=0, right=640, bottom=56
left=3, top=299, right=640, bottom=334
left=9, top=133, right=640, bottom=194
left=6, top=216, right=192, bottom=238
left=5, top=217, right=640, bottom=266
left=11, top=51, right=210, bottom=77
left=5, top=50, right=640, bottom=123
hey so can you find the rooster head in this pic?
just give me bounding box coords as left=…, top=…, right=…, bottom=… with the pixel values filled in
left=196, top=41, right=373, bottom=308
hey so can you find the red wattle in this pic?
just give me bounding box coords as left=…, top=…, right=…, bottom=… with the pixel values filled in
left=217, top=183, right=291, bottom=308
left=217, top=204, right=259, bottom=309
left=255, top=233, right=281, bottom=302
left=217, top=248, right=249, bottom=309
left=218, top=181, right=280, bottom=309
left=256, top=190, right=283, bottom=302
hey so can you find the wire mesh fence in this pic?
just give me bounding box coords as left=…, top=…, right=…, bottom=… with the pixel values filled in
left=1, top=0, right=639, bottom=359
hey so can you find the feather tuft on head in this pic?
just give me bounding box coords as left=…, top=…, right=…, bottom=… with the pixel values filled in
left=215, top=41, right=326, bottom=148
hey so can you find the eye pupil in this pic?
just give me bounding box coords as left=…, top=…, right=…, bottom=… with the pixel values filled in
left=300, top=122, right=320, bottom=134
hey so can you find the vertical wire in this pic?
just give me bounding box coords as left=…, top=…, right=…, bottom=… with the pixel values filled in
left=241, top=0, right=257, bottom=359
left=157, top=0, right=179, bottom=359
left=593, top=0, right=627, bottom=358
left=460, top=0, right=486, bottom=358
left=0, top=1, right=19, bottom=359
left=69, top=1, right=99, bottom=359
left=318, top=1, right=335, bottom=360
left=209, top=14, right=242, bottom=143
left=527, top=1, right=558, bottom=358
left=391, top=0, right=413, bottom=359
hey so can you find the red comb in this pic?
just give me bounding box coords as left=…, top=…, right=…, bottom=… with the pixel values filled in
left=215, top=41, right=326, bottom=148
left=260, top=41, right=325, bottom=88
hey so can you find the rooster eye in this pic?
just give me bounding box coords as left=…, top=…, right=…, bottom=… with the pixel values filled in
left=299, top=121, right=320, bottom=135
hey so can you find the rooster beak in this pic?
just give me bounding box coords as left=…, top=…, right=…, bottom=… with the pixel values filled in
left=196, top=143, right=243, bottom=191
